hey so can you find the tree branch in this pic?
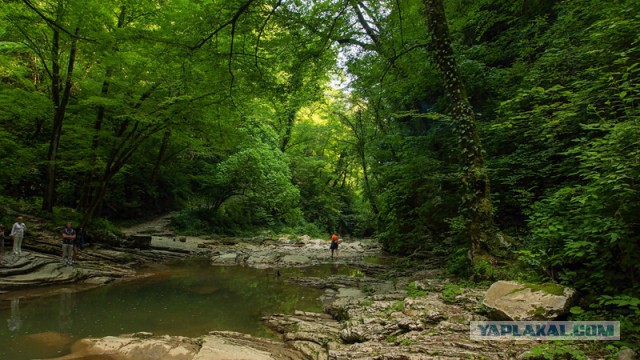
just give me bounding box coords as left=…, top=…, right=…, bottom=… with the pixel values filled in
left=350, top=0, right=381, bottom=48
left=335, top=38, right=374, bottom=50
left=190, top=0, right=256, bottom=51
left=21, top=0, right=96, bottom=42
left=254, top=0, right=282, bottom=73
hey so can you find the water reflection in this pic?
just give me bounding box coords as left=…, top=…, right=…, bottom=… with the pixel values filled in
left=58, top=290, right=75, bottom=332
left=330, top=263, right=339, bottom=275
left=7, top=297, right=22, bottom=332
left=0, top=260, right=339, bottom=360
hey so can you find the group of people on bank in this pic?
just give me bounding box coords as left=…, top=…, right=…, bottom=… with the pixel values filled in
left=2, top=214, right=341, bottom=266
left=0, top=216, right=85, bottom=266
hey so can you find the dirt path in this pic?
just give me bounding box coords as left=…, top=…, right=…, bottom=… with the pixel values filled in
left=121, top=214, right=173, bottom=236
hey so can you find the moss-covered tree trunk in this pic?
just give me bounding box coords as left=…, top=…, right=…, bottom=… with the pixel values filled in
left=423, top=0, right=497, bottom=263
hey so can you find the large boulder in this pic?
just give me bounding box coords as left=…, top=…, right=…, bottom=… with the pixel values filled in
left=245, top=250, right=280, bottom=268
left=618, top=348, right=636, bottom=360
left=483, top=281, right=576, bottom=321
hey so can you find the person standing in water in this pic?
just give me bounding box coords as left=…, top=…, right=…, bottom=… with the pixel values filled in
left=61, top=223, right=76, bottom=266
left=330, top=233, right=340, bottom=259
left=10, top=216, right=26, bottom=256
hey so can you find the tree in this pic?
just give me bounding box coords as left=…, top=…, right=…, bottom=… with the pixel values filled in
left=423, top=0, right=499, bottom=263
left=9, top=0, right=85, bottom=211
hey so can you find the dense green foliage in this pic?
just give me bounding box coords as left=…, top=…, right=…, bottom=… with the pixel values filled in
left=1, top=0, right=639, bottom=346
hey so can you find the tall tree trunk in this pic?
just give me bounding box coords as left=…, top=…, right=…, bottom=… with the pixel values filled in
left=354, top=111, right=379, bottom=216
left=79, top=93, right=164, bottom=228
left=359, top=138, right=378, bottom=216
left=81, top=173, right=111, bottom=229
left=423, top=0, right=496, bottom=263
left=280, top=108, right=296, bottom=152
left=150, top=129, right=171, bottom=184
left=42, top=26, right=80, bottom=212
left=79, top=6, right=127, bottom=211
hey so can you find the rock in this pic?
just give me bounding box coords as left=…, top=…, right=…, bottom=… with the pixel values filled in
left=340, top=325, right=367, bottom=343
left=0, top=250, right=135, bottom=291
left=198, top=240, right=221, bottom=248
left=210, top=253, right=239, bottom=265
left=62, top=333, right=201, bottom=360
left=413, top=280, right=430, bottom=291
left=127, top=234, right=152, bottom=249
left=197, top=332, right=281, bottom=360
left=84, top=276, right=114, bottom=285
left=324, top=287, right=366, bottom=321
left=178, top=236, right=187, bottom=243
left=154, top=232, right=176, bottom=238
left=298, top=235, right=311, bottom=243
left=92, top=229, right=123, bottom=247
left=280, top=254, right=311, bottom=265
left=55, top=332, right=305, bottom=360
left=21, top=331, right=73, bottom=349
left=396, top=317, right=417, bottom=331
left=245, top=250, right=280, bottom=268
left=619, top=348, right=637, bottom=360
left=422, top=309, right=445, bottom=324
left=263, top=312, right=341, bottom=360
left=483, top=281, right=576, bottom=321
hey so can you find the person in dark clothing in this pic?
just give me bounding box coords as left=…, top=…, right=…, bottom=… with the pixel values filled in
left=61, top=223, right=76, bottom=266
left=73, top=226, right=85, bottom=262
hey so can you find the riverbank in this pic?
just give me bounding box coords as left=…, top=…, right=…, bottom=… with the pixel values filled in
left=0, top=215, right=629, bottom=360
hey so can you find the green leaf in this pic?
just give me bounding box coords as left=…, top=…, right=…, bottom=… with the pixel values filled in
left=570, top=306, right=585, bottom=315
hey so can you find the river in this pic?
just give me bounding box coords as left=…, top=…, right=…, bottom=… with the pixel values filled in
left=0, top=259, right=355, bottom=360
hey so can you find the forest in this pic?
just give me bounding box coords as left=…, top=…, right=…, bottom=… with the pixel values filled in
left=1, top=0, right=639, bottom=349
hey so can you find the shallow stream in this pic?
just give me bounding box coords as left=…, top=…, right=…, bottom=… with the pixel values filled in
left=0, top=259, right=356, bottom=360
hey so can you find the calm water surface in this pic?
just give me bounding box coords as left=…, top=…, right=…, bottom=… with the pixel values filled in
left=0, top=260, right=352, bottom=360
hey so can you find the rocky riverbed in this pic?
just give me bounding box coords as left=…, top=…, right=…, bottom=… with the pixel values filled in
left=1, top=216, right=631, bottom=360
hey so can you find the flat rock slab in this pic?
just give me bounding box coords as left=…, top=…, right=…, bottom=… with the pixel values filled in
left=196, top=331, right=303, bottom=360
left=84, top=276, right=116, bottom=285
left=483, top=280, right=576, bottom=321
left=207, top=238, right=382, bottom=269
left=0, top=252, right=134, bottom=291
left=280, top=254, right=311, bottom=265
left=210, top=253, right=239, bottom=265
left=48, top=331, right=305, bottom=360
